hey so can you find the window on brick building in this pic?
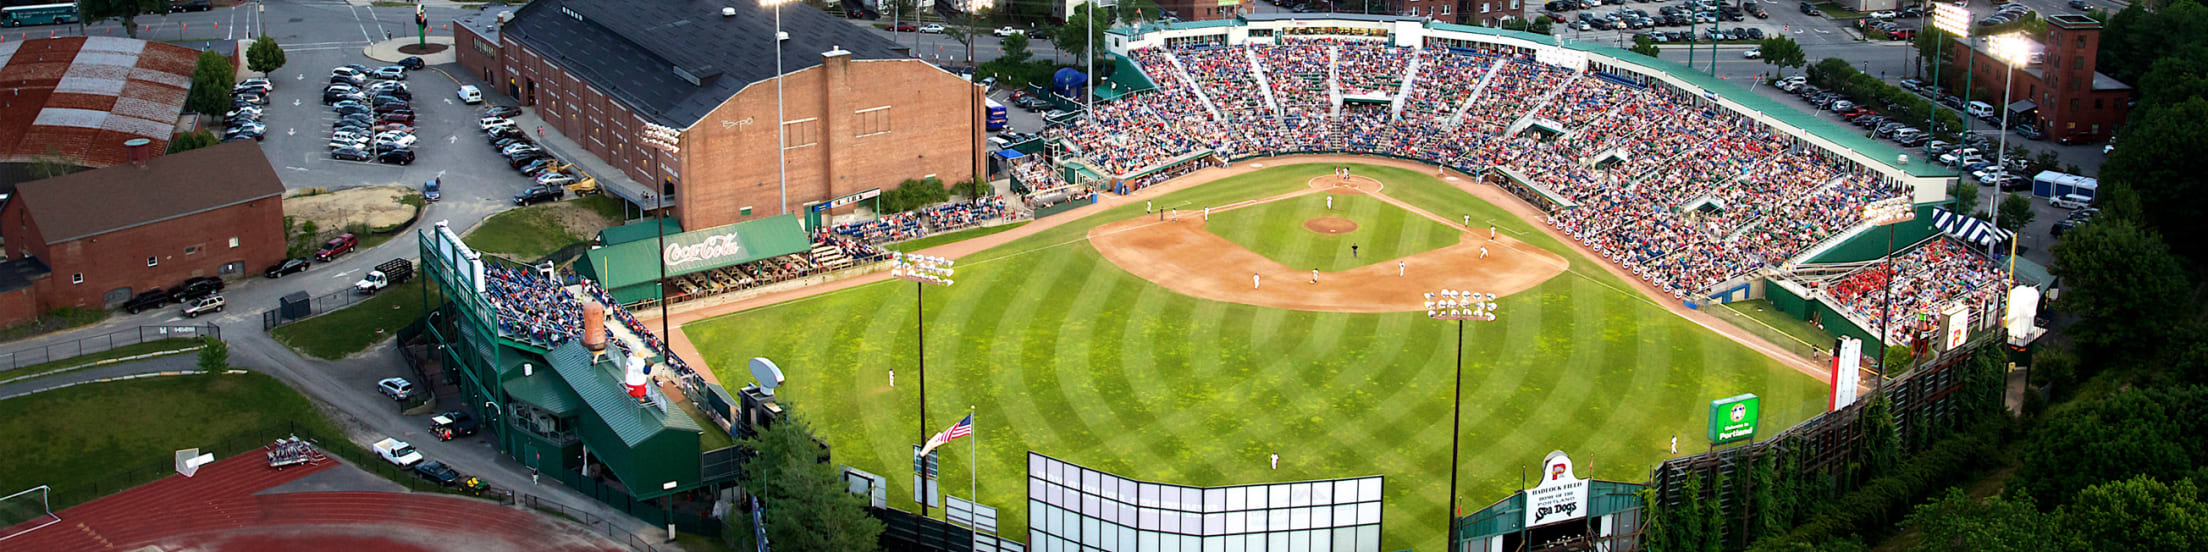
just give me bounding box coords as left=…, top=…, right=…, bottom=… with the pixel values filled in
left=228, top=237, right=240, bottom=248
left=1482, top=3, right=1490, bottom=12
left=783, top=118, right=820, bottom=149
left=71, top=273, right=83, bottom=284
left=2070, top=98, right=2080, bottom=112
left=147, top=257, right=158, bottom=267
left=1441, top=5, right=1450, bottom=14
left=184, top=246, right=200, bottom=256
left=858, top=107, right=893, bottom=137
left=2095, top=98, right=2103, bottom=109
left=1511, top=0, right=1520, bottom=7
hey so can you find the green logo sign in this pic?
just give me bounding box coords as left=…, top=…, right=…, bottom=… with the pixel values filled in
left=1707, top=394, right=1761, bottom=444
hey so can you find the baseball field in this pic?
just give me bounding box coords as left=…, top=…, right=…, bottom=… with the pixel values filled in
left=684, top=162, right=1826, bottom=548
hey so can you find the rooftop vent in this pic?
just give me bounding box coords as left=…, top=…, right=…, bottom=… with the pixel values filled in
left=722, top=7, right=736, bottom=16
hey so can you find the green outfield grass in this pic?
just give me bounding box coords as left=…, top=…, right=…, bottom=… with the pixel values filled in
left=1207, top=193, right=1459, bottom=272
left=684, top=163, right=1826, bottom=549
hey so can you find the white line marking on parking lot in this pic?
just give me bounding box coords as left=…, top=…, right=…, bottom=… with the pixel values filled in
left=286, top=166, right=310, bottom=172
left=332, top=270, right=358, bottom=279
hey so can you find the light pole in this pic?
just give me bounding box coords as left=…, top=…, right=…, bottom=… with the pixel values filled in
left=1861, top=197, right=1914, bottom=376
left=1424, top=288, right=1497, bottom=544
left=1986, top=34, right=2030, bottom=258
left=763, top=0, right=793, bottom=215
left=639, top=122, right=681, bottom=363
left=892, top=252, right=954, bottom=516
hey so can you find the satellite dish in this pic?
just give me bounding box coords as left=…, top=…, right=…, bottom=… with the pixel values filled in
left=750, top=357, right=786, bottom=396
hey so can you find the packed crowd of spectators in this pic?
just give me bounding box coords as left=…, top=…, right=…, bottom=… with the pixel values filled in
left=1820, top=239, right=2006, bottom=343
left=580, top=279, right=705, bottom=391
left=487, top=264, right=585, bottom=348
left=1031, top=41, right=1936, bottom=299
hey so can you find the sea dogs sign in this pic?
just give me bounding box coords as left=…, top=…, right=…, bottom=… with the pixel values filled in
left=1525, top=450, right=1589, bottom=528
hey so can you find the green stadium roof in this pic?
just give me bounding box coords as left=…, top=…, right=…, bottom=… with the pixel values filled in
left=596, top=218, right=684, bottom=247
left=581, top=214, right=811, bottom=290
left=502, top=365, right=584, bottom=416
left=545, top=341, right=701, bottom=447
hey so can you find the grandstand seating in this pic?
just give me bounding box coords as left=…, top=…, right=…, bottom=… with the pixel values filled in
left=1028, top=39, right=1923, bottom=299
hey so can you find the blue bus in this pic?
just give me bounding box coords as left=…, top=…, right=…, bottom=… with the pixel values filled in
left=1, top=3, right=80, bottom=27
left=985, top=98, right=1008, bottom=131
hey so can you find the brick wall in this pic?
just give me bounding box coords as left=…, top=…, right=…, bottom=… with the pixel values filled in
left=454, top=25, right=500, bottom=85
left=3, top=198, right=284, bottom=309
left=677, top=56, right=983, bottom=230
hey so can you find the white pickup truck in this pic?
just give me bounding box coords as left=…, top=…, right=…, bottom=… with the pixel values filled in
left=373, top=438, right=424, bottom=467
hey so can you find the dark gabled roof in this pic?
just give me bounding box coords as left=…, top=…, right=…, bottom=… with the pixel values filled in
left=14, top=140, right=283, bottom=244
left=0, top=257, right=51, bottom=294
left=503, top=0, right=912, bottom=128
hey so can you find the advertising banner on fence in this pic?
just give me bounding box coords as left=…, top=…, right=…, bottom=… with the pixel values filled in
left=1707, top=394, right=1761, bottom=444
left=1831, top=338, right=1862, bottom=411
left=1525, top=450, right=1589, bottom=528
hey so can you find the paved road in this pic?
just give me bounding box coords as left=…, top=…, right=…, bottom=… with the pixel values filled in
left=0, top=354, right=200, bottom=399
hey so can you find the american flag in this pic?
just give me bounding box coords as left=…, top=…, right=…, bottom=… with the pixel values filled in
left=920, top=414, right=975, bottom=456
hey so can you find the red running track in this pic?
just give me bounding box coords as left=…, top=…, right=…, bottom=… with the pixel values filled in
left=3, top=454, right=621, bottom=551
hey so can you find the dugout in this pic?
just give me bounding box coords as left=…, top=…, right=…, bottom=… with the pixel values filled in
left=576, top=215, right=813, bottom=306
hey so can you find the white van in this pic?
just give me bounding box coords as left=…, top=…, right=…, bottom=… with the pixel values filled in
left=1966, top=101, right=1996, bottom=120
left=457, top=85, right=484, bottom=105
left=2050, top=194, right=2093, bottom=210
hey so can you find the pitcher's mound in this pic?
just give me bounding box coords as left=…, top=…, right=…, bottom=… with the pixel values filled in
left=1304, top=217, right=1358, bottom=234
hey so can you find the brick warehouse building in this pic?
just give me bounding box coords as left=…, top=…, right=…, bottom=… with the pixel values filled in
left=454, top=0, right=985, bottom=231
left=0, top=141, right=284, bottom=315
left=1950, top=14, right=2131, bottom=143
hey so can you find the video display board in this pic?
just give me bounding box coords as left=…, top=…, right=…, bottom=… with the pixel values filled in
left=1027, top=453, right=1383, bottom=552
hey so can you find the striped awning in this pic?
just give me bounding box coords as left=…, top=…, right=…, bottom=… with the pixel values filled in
left=1932, top=208, right=2013, bottom=246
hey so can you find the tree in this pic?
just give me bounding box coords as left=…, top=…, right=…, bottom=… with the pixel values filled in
left=737, top=409, right=883, bottom=552
left=1993, top=193, right=2035, bottom=232
left=1113, top=0, right=1161, bottom=23
left=1807, top=57, right=1854, bottom=89
left=2056, top=476, right=2208, bottom=551
left=79, top=0, right=165, bottom=39
left=27, top=146, right=82, bottom=180
left=1948, top=180, right=1980, bottom=219
left=1916, top=28, right=1955, bottom=82
left=1903, top=489, right=2055, bottom=552
left=185, top=50, right=237, bottom=118
left=1856, top=393, right=1899, bottom=482
left=2048, top=219, right=2191, bottom=361
left=1529, top=18, right=1555, bottom=35
left=1757, top=36, right=1808, bottom=71
left=1630, top=34, right=1662, bottom=58
left=2013, top=387, right=2208, bottom=508
left=167, top=130, right=218, bottom=154
left=1055, top=8, right=1111, bottom=70
left=247, top=36, right=288, bottom=75
left=196, top=336, right=230, bottom=372
left=2100, top=96, right=2208, bottom=259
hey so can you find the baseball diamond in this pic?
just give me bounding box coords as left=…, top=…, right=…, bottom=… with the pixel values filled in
left=682, top=162, right=1829, bottom=549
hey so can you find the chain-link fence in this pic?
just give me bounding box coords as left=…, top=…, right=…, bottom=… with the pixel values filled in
left=0, top=324, right=219, bottom=374
left=260, top=287, right=376, bottom=330
left=521, top=494, right=673, bottom=552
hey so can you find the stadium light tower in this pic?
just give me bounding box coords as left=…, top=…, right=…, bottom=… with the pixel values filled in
left=1424, top=288, right=1498, bottom=539
left=892, top=252, right=954, bottom=516
left=639, top=122, right=682, bottom=350
left=763, top=0, right=794, bottom=215
left=1986, top=34, right=2031, bottom=258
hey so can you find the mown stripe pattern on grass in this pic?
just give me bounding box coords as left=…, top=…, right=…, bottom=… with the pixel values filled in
left=684, top=164, right=1825, bottom=549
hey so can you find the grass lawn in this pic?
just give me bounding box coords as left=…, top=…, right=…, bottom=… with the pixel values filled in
left=0, top=338, right=202, bottom=384
left=269, top=278, right=428, bottom=360
left=0, top=307, right=108, bottom=345
left=890, top=222, right=1030, bottom=253
left=674, top=394, right=737, bottom=451
left=684, top=163, right=1827, bottom=549
left=1207, top=192, right=1460, bottom=272
left=1716, top=299, right=1837, bottom=357
left=575, top=194, right=630, bottom=222
left=0, top=372, right=349, bottom=510
left=466, top=205, right=588, bottom=261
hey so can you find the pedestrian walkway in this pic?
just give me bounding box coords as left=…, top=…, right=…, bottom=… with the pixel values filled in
left=506, top=109, right=662, bottom=210
left=362, top=36, right=456, bottom=65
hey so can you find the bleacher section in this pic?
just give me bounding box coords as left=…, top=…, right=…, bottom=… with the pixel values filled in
left=1038, top=39, right=1915, bottom=299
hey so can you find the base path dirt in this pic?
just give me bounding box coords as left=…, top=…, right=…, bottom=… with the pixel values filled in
left=1091, top=185, right=1567, bottom=313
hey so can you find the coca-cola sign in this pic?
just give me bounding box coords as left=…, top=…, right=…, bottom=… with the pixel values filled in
left=664, top=233, right=748, bottom=269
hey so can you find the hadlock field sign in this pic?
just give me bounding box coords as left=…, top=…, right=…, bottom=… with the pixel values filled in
left=1524, top=450, right=1589, bottom=528
left=1707, top=394, right=1761, bottom=444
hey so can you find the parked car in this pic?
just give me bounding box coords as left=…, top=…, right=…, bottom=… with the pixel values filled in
left=430, top=411, right=480, bottom=440
left=514, top=185, right=563, bottom=206
left=314, top=233, right=358, bottom=261
left=458, top=84, right=483, bottom=104
left=412, top=460, right=462, bottom=486
left=175, top=276, right=224, bottom=301
left=121, top=288, right=171, bottom=314
left=373, top=437, right=423, bottom=466
left=1743, top=47, right=1761, bottom=59
left=377, top=148, right=416, bottom=165
left=919, top=23, right=945, bottom=33
left=330, top=147, right=372, bottom=161
left=993, top=26, right=1024, bottom=37
left=181, top=295, right=224, bottom=318
left=482, top=105, right=521, bottom=118
left=371, top=66, right=407, bottom=80
left=2050, top=194, right=2093, bottom=210
left=264, top=258, right=311, bottom=278
left=397, top=56, right=425, bottom=70
left=887, top=22, right=917, bottom=32
left=171, top=0, right=212, bottom=12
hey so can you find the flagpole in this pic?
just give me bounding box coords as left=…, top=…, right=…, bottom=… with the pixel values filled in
left=969, top=406, right=978, bottom=512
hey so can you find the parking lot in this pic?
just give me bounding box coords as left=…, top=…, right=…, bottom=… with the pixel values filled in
left=245, top=48, right=542, bottom=212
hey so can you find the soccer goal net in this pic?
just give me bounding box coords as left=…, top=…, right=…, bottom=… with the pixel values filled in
left=0, top=485, right=58, bottom=543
